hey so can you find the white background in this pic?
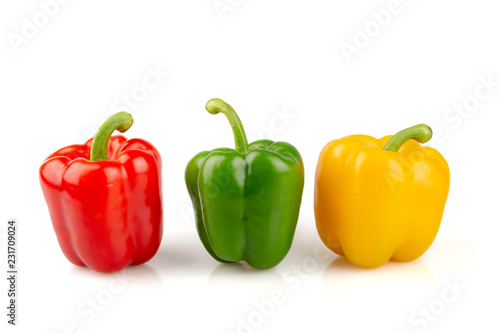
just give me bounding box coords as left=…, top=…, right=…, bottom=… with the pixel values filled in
left=1, top=1, right=500, bottom=332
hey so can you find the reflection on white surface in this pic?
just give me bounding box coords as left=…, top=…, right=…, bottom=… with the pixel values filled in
left=322, top=256, right=435, bottom=297
left=320, top=257, right=436, bottom=332
left=206, top=262, right=287, bottom=296
left=205, top=263, right=292, bottom=332
left=67, top=263, right=164, bottom=288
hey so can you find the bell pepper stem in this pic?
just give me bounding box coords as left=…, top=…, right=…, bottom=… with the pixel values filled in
left=206, top=98, right=249, bottom=154
left=90, top=112, right=134, bottom=161
left=383, top=124, right=433, bottom=152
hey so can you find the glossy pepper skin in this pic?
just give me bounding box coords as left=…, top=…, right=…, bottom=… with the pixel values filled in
left=186, top=98, right=304, bottom=269
left=39, top=112, right=162, bottom=273
left=314, top=124, right=450, bottom=268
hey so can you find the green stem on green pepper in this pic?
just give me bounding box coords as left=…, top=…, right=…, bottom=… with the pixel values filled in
left=206, top=98, right=249, bottom=154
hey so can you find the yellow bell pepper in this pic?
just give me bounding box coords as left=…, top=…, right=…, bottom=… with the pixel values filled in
left=314, top=124, right=450, bottom=268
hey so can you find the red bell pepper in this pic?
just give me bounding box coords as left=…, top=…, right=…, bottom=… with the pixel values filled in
left=39, top=112, right=163, bottom=273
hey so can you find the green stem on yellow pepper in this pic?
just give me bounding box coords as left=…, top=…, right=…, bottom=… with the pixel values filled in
left=90, top=112, right=134, bottom=161
left=206, top=98, right=249, bottom=154
left=383, top=124, right=433, bottom=152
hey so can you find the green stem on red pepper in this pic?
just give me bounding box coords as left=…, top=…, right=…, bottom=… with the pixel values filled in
left=383, top=124, right=433, bottom=152
left=205, top=98, right=249, bottom=154
left=90, top=112, right=134, bottom=161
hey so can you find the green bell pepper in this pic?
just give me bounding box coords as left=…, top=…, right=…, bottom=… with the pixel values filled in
left=185, top=98, right=304, bottom=269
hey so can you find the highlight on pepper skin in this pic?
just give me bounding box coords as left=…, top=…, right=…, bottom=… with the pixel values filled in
left=39, top=112, right=163, bottom=273
left=314, top=124, right=450, bottom=268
